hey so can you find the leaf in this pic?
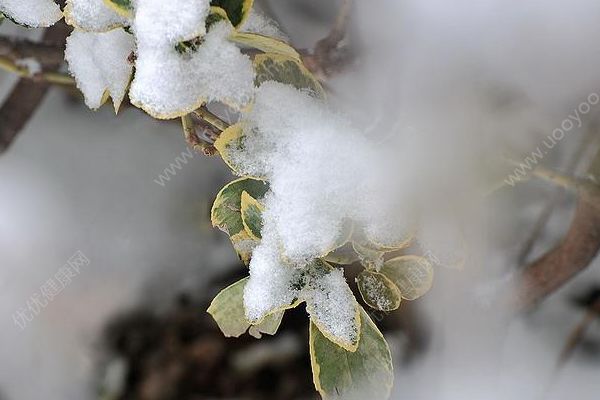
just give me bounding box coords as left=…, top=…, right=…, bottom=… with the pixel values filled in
left=209, top=277, right=285, bottom=338
left=102, top=0, right=133, bottom=18
left=304, top=261, right=361, bottom=352
left=213, top=122, right=247, bottom=175
left=365, top=229, right=414, bottom=251
left=241, top=191, right=264, bottom=239
left=211, top=177, right=269, bottom=237
left=309, top=307, right=394, bottom=400
left=352, top=241, right=385, bottom=271
left=381, top=256, right=434, bottom=301
left=248, top=310, right=284, bottom=339
left=357, top=270, right=402, bottom=312
left=254, top=53, right=326, bottom=99
left=229, top=32, right=301, bottom=60
left=210, top=0, right=253, bottom=27
left=206, top=6, right=230, bottom=28
left=207, top=278, right=251, bottom=337
left=323, top=242, right=360, bottom=265
left=230, top=230, right=258, bottom=265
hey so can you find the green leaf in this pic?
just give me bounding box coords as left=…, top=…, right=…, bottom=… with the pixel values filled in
left=241, top=191, right=264, bottom=239
left=323, top=242, right=360, bottom=265
left=207, top=278, right=251, bottom=337
left=206, top=6, right=230, bottom=28
left=229, top=32, right=301, bottom=60
left=356, top=270, right=402, bottom=312
left=208, top=278, right=285, bottom=338
left=102, top=0, right=133, bottom=18
left=213, top=122, right=248, bottom=176
left=211, top=177, right=269, bottom=238
left=310, top=307, right=394, bottom=400
left=381, top=256, right=434, bottom=301
left=0, top=13, right=5, bottom=26
left=254, top=53, right=326, bottom=99
left=248, top=310, right=284, bottom=338
left=210, top=0, right=253, bottom=27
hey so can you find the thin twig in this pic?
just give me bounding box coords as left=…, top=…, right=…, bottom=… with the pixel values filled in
left=193, top=107, right=229, bottom=132
left=0, top=55, right=74, bottom=85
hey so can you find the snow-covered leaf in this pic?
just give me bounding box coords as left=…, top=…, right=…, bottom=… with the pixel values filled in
left=0, top=0, right=62, bottom=27
left=241, top=190, right=264, bottom=240
left=254, top=53, right=325, bottom=99
left=304, top=262, right=361, bottom=352
left=381, top=255, right=434, bottom=301
left=356, top=270, right=401, bottom=312
left=229, top=31, right=300, bottom=60
left=130, top=3, right=255, bottom=119
left=65, top=29, right=135, bottom=112
left=211, top=177, right=269, bottom=238
left=65, top=0, right=129, bottom=32
left=211, top=0, right=253, bottom=28
left=309, top=307, right=394, bottom=400
left=244, top=244, right=301, bottom=323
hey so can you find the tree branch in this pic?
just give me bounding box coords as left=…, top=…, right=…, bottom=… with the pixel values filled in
left=0, top=22, right=71, bottom=154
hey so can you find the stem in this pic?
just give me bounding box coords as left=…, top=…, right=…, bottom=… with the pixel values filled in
left=193, top=107, right=229, bottom=132
left=0, top=55, right=74, bottom=85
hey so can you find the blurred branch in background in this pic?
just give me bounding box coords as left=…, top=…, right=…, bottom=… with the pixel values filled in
left=0, top=21, right=71, bottom=154
left=517, top=145, right=600, bottom=310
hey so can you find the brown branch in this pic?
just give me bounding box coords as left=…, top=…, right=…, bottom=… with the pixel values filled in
left=0, top=22, right=70, bottom=154
left=516, top=199, right=600, bottom=310
left=0, top=35, right=65, bottom=66
left=303, top=0, right=354, bottom=78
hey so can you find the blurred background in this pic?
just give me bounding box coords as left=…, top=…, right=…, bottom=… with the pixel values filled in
left=1, top=1, right=600, bottom=399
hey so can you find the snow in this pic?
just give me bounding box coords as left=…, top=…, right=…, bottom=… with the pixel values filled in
left=243, top=243, right=297, bottom=323
left=303, top=268, right=359, bottom=346
left=233, top=82, right=385, bottom=263
left=240, top=8, right=289, bottom=42
left=0, top=0, right=62, bottom=27
left=65, top=0, right=129, bottom=32
left=129, top=1, right=255, bottom=119
left=65, top=29, right=135, bottom=111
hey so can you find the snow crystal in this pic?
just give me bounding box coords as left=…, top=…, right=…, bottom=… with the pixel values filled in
left=65, top=0, right=129, bottom=32
left=303, top=268, right=359, bottom=345
left=65, top=29, right=135, bottom=111
left=129, top=2, right=255, bottom=119
left=240, top=8, right=289, bottom=42
left=0, top=0, right=62, bottom=27
left=243, top=244, right=297, bottom=323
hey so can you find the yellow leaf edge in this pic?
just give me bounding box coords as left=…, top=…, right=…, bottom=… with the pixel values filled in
left=240, top=190, right=265, bottom=240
